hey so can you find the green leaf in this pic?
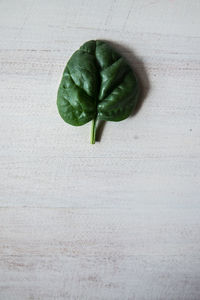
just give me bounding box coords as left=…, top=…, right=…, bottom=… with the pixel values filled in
left=57, top=40, right=140, bottom=143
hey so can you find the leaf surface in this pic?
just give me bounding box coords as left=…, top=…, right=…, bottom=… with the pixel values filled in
left=57, top=40, right=140, bottom=126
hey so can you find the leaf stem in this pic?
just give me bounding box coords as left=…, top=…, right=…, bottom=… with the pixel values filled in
left=90, top=118, right=96, bottom=144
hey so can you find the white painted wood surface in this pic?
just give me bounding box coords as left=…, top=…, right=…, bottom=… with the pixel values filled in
left=0, top=0, right=200, bottom=299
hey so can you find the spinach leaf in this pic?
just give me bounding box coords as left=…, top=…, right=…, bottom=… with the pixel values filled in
left=57, top=40, right=140, bottom=144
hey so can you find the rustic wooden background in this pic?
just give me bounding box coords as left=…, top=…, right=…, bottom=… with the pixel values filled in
left=0, top=0, right=200, bottom=299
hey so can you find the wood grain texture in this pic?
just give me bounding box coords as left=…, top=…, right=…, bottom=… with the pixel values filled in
left=0, top=0, right=200, bottom=299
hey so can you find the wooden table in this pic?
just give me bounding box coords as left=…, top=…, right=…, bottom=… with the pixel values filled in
left=1, top=0, right=200, bottom=299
